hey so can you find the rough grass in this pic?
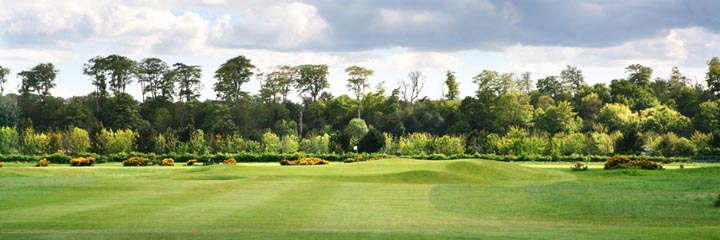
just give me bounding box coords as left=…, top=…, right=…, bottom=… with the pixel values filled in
left=0, top=158, right=719, bottom=239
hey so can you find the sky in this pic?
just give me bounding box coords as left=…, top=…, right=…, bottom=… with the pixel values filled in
left=1, top=0, right=720, bottom=101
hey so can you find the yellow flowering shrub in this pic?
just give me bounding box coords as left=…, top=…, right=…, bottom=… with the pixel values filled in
left=0, top=162, right=4, bottom=168
left=604, top=156, right=663, bottom=170
left=161, top=158, right=175, bottom=166
left=570, top=162, right=588, bottom=171
left=69, top=157, right=96, bottom=166
left=123, top=157, right=150, bottom=166
left=604, top=156, right=633, bottom=169
left=36, top=158, right=50, bottom=167
left=223, top=157, right=237, bottom=165
left=279, top=157, right=329, bottom=166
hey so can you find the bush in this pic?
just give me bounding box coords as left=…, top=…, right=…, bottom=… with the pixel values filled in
left=0, top=162, right=3, bottom=168
left=0, top=126, right=19, bottom=154
left=433, top=135, right=465, bottom=155
left=570, top=162, right=588, bottom=171
left=604, top=155, right=663, bottom=170
left=186, top=159, right=198, bottom=166
left=279, top=157, right=329, bottom=166
left=223, top=157, right=237, bottom=165
left=161, top=158, right=175, bottom=166
left=35, top=158, right=50, bottom=167
left=398, top=132, right=433, bottom=155
left=358, top=128, right=386, bottom=153
left=103, top=129, right=136, bottom=154
left=123, top=157, right=150, bottom=166
left=69, top=157, right=96, bottom=166
left=45, top=153, right=71, bottom=164
left=604, top=156, right=633, bottom=169
left=64, top=127, right=90, bottom=155
left=634, top=159, right=664, bottom=170
left=344, top=155, right=365, bottom=163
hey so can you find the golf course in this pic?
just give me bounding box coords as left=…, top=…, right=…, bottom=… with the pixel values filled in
left=1, top=158, right=719, bottom=240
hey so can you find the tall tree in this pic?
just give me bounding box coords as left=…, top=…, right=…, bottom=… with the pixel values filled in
left=536, top=75, right=569, bottom=101
left=625, top=64, right=653, bottom=86
left=295, top=64, right=329, bottom=105
left=173, top=63, right=202, bottom=103
left=706, top=57, right=720, bottom=95
left=105, top=55, right=136, bottom=94
left=83, top=56, right=110, bottom=114
left=444, top=70, right=460, bottom=100
left=214, top=55, right=255, bottom=133
left=345, top=65, right=374, bottom=118
left=214, top=55, right=255, bottom=103
left=17, top=63, right=57, bottom=100
left=136, top=58, right=169, bottom=101
left=559, top=65, right=585, bottom=93
left=399, top=71, right=426, bottom=105
left=473, top=70, right=514, bottom=97
left=492, top=92, right=533, bottom=132
left=515, top=72, right=532, bottom=94
left=159, top=70, right=177, bottom=101
left=295, top=64, right=329, bottom=133
left=0, top=65, right=10, bottom=96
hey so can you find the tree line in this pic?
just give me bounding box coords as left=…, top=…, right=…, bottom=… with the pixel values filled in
left=1, top=55, right=720, bottom=157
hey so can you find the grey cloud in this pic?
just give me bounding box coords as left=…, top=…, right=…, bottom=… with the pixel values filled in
left=211, top=0, right=720, bottom=51
left=3, top=0, right=720, bottom=53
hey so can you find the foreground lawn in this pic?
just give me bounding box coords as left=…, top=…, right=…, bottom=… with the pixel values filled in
left=1, top=159, right=718, bottom=239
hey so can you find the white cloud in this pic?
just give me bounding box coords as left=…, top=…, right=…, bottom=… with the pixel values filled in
left=500, top=27, right=720, bottom=84
left=211, top=2, right=329, bottom=50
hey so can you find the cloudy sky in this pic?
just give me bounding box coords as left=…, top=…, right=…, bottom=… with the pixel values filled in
left=1, top=0, right=719, bottom=100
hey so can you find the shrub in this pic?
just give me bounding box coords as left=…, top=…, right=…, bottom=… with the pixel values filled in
left=344, top=155, right=365, bottom=163
left=634, top=159, right=664, bottom=170
left=161, top=158, right=175, bottom=166
left=261, top=131, right=281, bottom=153
left=0, top=162, right=3, bottom=168
left=433, top=135, right=465, bottom=155
left=104, top=129, right=136, bottom=154
left=358, top=128, right=385, bottom=153
left=0, top=126, right=19, bottom=154
left=279, top=157, right=329, bottom=166
left=223, top=157, right=237, bottom=165
left=186, top=159, right=198, bottom=166
left=398, top=132, right=433, bottom=155
left=604, top=156, right=633, bottom=170
left=604, top=155, right=664, bottom=170
left=69, top=157, right=96, bottom=166
left=35, top=158, right=50, bottom=167
left=64, top=127, right=91, bottom=155
left=123, top=157, right=150, bottom=166
left=570, top=162, right=588, bottom=171
left=45, top=153, right=71, bottom=164
left=21, top=129, right=51, bottom=155
left=280, top=135, right=299, bottom=154
left=189, top=129, right=209, bottom=154
left=346, top=118, right=369, bottom=147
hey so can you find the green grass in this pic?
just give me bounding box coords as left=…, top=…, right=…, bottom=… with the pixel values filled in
left=0, top=158, right=719, bottom=239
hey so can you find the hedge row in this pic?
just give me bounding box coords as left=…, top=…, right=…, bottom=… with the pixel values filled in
left=0, top=152, right=389, bottom=164
left=408, top=153, right=688, bottom=163
left=0, top=152, right=689, bottom=164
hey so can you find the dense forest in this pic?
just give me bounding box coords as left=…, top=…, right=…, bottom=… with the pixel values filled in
left=2, top=55, right=720, bottom=158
